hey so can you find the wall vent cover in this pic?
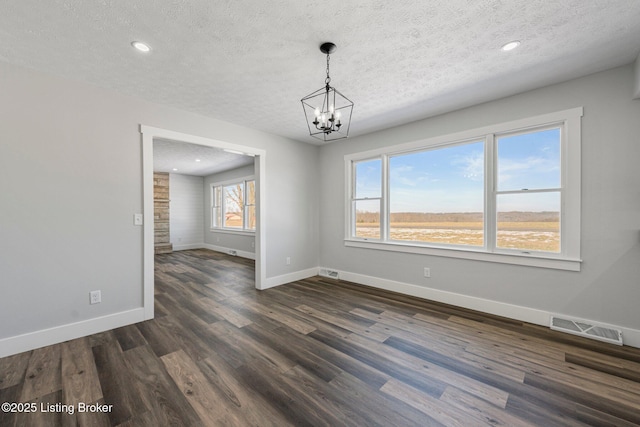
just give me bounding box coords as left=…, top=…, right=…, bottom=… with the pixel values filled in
left=319, top=269, right=339, bottom=279
left=550, top=315, right=623, bottom=346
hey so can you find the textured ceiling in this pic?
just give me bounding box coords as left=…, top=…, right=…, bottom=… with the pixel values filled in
left=153, top=139, right=254, bottom=176
left=1, top=0, right=640, bottom=144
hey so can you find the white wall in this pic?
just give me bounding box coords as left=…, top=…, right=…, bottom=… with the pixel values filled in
left=0, top=61, right=319, bottom=356
left=633, top=52, right=640, bottom=99
left=203, top=164, right=256, bottom=257
left=319, top=64, right=640, bottom=341
left=2, top=57, right=638, bottom=355
left=169, top=174, right=204, bottom=250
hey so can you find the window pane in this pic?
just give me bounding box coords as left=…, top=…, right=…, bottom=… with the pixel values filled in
left=354, top=199, right=380, bottom=239
left=245, top=181, right=256, bottom=230
left=246, top=180, right=255, bottom=206
left=214, top=186, right=222, bottom=207
left=496, top=192, right=560, bottom=252
left=355, top=159, right=381, bottom=199
left=223, top=184, right=244, bottom=228
left=389, top=142, right=484, bottom=246
left=245, top=205, right=256, bottom=230
left=497, top=128, right=561, bottom=191
left=212, top=207, right=221, bottom=228
left=212, top=187, right=222, bottom=228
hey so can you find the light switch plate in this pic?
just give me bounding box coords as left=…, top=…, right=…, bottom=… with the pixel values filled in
left=134, top=213, right=143, bottom=225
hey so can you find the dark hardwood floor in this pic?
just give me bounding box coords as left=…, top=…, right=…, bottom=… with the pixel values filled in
left=2, top=248, right=640, bottom=426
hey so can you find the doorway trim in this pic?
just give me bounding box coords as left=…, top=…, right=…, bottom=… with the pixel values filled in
left=141, top=125, right=267, bottom=320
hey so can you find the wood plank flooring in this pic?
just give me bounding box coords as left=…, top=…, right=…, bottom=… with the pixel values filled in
left=2, top=248, right=640, bottom=426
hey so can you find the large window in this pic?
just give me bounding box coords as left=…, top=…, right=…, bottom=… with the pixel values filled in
left=211, top=178, right=255, bottom=232
left=389, top=140, right=485, bottom=247
left=346, top=108, right=582, bottom=270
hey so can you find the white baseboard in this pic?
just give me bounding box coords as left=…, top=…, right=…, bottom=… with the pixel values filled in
left=172, top=243, right=205, bottom=251
left=319, top=267, right=640, bottom=349
left=0, top=308, right=146, bottom=358
left=616, top=325, right=640, bottom=349
left=5, top=267, right=637, bottom=360
left=328, top=268, right=549, bottom=325
left=170, top=243, right=256, bottom=260
left=202, top=243, right=256, bottom=260
left=262, top=267, right=319, bottom=290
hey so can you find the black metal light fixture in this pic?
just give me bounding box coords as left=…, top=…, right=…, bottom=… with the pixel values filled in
left=301, top=42, right=354, bottom=142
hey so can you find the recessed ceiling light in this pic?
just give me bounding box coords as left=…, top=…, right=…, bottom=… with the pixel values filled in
left=195, top=159, right=201, bottom=162
left=172, top=168, right=178, bottom=171
left=131, top=41, right=151, bottom=53
left=501, top=41, right=521, bottom=52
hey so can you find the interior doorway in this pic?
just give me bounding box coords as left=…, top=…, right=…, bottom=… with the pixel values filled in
left=140, top=125, right=266, bottom=321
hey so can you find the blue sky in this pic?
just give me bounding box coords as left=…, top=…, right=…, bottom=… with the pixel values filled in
left=355, top=128, right=561, bottom=213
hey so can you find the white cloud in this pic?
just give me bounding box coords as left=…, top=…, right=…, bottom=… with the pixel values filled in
left=453, top=151, right=484, bottom=181
left=498, top=156, right=559, bottom=186
left=390, top=164, right=430, bottom=187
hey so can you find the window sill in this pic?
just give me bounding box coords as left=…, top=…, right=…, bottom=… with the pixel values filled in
left=210, top=228, right=255, bottom=236
left=344, top=239, right=581, bottom=271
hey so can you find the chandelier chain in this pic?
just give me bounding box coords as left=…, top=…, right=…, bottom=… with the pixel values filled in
left=325, top=54, right=331, bottom=86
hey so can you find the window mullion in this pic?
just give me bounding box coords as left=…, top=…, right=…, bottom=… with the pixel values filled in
left=381, top=154, right=389, bottom=241
left=485, top=134, right=496, bottom=253
left=348, top=160, right=356, bottom=239
left=221, top=186, right=226, bottom=228
left=496, top=188, right=562, bottom=195
left=242, top=181, right=248, bottom=231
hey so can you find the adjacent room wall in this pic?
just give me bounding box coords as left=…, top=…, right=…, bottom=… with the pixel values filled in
left=319, top=64, right=640, bottom=343
left=203, top=164, right=255, bottom=257
left=169, top=173, right=205, bottom=251
left=0, top=60, right=320, bottom=356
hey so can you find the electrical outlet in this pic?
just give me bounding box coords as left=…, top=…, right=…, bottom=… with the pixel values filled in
left=423, top=268, right=431, bottom=278
left=90, top=290, right=101, bottom=304
left=286, top=257, right=291, bottom=265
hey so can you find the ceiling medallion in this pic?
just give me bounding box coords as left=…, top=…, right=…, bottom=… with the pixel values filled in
left=301, top=42, right=354, bottom=142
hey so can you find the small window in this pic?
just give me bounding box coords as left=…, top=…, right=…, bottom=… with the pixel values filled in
left=352, top=159, right=382, bottom=239
left=212, top=186, right=222, bottom=228
left=223, top=184, right=244, bottom=229
left=496, top=127, right=561, bottom=253
left=211, top=178, right=255, bottom=232
left=245, top=180, right=256, bottom=231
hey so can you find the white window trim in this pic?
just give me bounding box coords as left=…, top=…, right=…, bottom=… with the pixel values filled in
left=344, top=107, right=583, bottom=271
left=210, top=228, right=255, bottom=237
left=210, top=175, right=256, bottom=233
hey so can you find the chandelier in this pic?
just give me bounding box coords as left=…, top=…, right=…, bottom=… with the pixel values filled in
left=301, top=42, right=354, bottom=142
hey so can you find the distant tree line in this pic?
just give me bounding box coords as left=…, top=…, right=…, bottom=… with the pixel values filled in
left=355, top=211, right=559, bottom=223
